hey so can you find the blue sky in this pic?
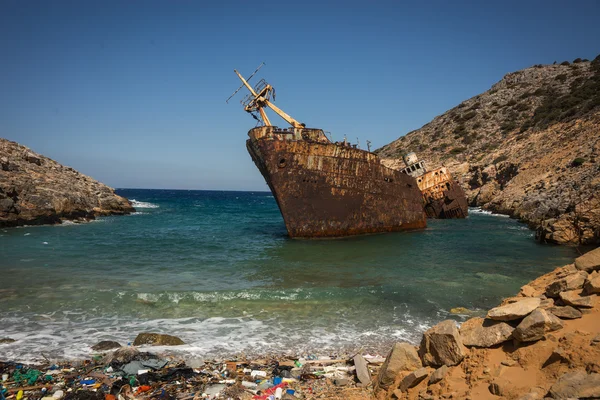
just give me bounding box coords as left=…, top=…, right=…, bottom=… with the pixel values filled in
left=1, top=0, right=599, bottom=190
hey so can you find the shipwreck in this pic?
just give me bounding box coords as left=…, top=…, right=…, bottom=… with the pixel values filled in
left=229, top=65, right=466, bottom=238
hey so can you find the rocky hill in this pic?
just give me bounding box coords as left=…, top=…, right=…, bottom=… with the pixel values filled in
left=377, top=56, right=600, bottom=245
left=0, top=138, right=134, bottom=227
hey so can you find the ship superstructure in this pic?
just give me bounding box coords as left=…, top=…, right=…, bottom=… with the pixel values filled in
left=400, top=152, right=468, bottom=219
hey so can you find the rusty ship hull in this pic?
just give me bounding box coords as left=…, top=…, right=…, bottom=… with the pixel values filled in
left=246, top=126, right=427, bottom=238
left=415, top=167, right=469, bottom=219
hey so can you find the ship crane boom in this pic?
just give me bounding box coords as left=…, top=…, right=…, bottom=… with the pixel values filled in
left=232, top=68, right=304, bottom=129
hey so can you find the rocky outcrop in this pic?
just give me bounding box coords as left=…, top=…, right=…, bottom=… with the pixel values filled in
left=459, top=317, right=514, bottom=347
left=375, top=342, right=421, bottom=390
left=487, top=297, right=541, bottom=321
left=547, top=371, right=600, bottom=399
left=377, top=56, right=600, bottom=245
left=0, top=138, right=134, bottom=227
left=377, top=246, right=600, bottom=400
left=132, top=333, right=185, bottom=346
left=513, top=308, right=563, bottom=342
left=418, top=320, right=466, bottom=367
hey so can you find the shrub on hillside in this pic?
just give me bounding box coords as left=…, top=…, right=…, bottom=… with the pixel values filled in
left=555, top=74, right=568, bottom=83
left=493, top=155, right=508, bottom=164
left=450, top=147, right=466, bottom=154
left=571, top=158, right=585, bottom=167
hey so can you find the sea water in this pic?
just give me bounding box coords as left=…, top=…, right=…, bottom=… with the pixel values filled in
left=0, top=189, right=577, bottom=362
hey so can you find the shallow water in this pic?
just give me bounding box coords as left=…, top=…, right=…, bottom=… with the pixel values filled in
left=0, top=189, right=577, bottom=362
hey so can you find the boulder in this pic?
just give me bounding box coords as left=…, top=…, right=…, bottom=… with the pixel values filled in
left=513, top=309, right=563, bottom=342
left=460, top=317, right=514, bottom=348
left=487, top=297, right=541, bottom=321
left=133, top=333, right=185, bottom=346
left=584, top=271, right=600, bottom=295
left=91, top=340, right=122, bottom=351
left=418, top=320, right=466, bottom=367
left=548, top=305, right=582, bottom=319
left=547, top=370, right=600, bottom=398
left=545, top=272, right=587, bottom=298
left=559, top=290, right=596, bottom=308
left=428, top=365, right=448, bottom=385
left=399, top=367, right=428, bottom=392
left=375, top=342, right=421, bottom=389
left=539, top=298, right=555, bottom=309
left=519, top=284, right=537, bottom=297
left=353, top=354, right=371, bottom=386
left=575, top=247, right=600, bottom=272
left=0, top=338, right=16, bottom=344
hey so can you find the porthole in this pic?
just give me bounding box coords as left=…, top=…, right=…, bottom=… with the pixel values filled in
left=278, top=158, right=286, bottom=168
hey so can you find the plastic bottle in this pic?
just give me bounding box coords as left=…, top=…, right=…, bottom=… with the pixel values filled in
left=274, top=387, right=283, bottom=399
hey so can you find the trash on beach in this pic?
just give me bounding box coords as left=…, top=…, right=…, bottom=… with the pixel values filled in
left=0, top=346, right=376, bottom=400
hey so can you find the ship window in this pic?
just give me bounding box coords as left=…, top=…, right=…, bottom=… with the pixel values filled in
left=278, top=158, right=286, bottom=168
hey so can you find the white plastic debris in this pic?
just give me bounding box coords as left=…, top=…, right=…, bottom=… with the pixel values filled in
left=251, top=370, right=267, bottom=378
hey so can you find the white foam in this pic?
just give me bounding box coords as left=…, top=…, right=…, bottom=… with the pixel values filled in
left=0, top=308, right=433, bottom=363
left=130, top=200, right=160, bottom=209
left=469, top=207, right=510, bottom=218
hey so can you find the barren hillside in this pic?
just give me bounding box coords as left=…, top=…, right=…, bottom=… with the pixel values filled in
left=377, top=56, right=600, bottom=245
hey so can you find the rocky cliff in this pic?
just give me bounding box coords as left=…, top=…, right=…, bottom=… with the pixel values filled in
left=377, top=56, right=600, bottom=245
left=0, top=138, right=134, bottom=227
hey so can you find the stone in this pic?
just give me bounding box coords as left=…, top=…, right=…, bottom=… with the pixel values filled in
left=545, top=272, right=587, bottom=297
left=501, top=359, right=517, bottom=367
left=543, top=348, right=569, bottom=367
left=559, top=290, right=596, bottom=308
left=0, top=338, right=15, bottom=344
left=584, top=271, right=600, bottom=294
left=428, top=365, right=448, bottom=385
left=488, top=382, right=502, bottom=396
left=513, top=309, right=563, bottom=342
left=133, top=333, right=185, bottom=346
left=399, top=367, right=428, bottom=392
left=548, top=305, right=582, bottom=319
left=353, top=354, right=371, bottom=386
left=539, top=298, right=555, bottom=308
left=487, top=297, right=541, bottom=321
left=575, top=247, right=600, bottom=272
left=91, top=340, right=122, bottom=351
left=519, top=284, right=537, bottom=297
left=460, top=317, right=514, bottom=348
left=376, top=342, right=422, bottom=389
left=333, top=378, right=348, bottom=386
left=105, top=346, right=140, bottom=364
left=418, top=320, right=466, bottom=367
left=547, top=370, right=600, bottom=398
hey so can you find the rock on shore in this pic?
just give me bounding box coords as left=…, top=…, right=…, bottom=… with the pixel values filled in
left=0, top=138, right=134, bottom=227
left=375, top=246, right=600, bottom=400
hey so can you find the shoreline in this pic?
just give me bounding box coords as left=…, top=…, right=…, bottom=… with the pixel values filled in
left=2, top=247, right=599, bottom=399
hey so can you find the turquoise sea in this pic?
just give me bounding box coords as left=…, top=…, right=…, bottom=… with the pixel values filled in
left=0, top=189, right=577, bottom=362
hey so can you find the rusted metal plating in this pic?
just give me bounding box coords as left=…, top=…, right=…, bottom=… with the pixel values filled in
left=246, top=126, right=427, bottom=238
left=414, top=167, right=468, bottom=219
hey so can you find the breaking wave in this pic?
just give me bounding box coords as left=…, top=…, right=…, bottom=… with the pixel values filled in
left=468, top=207, right=510, bottom=217
left=130, top=200, right=160, bottom=209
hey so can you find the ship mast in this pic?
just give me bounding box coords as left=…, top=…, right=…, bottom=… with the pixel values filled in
left=227, top=65, right=305, bottom=129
